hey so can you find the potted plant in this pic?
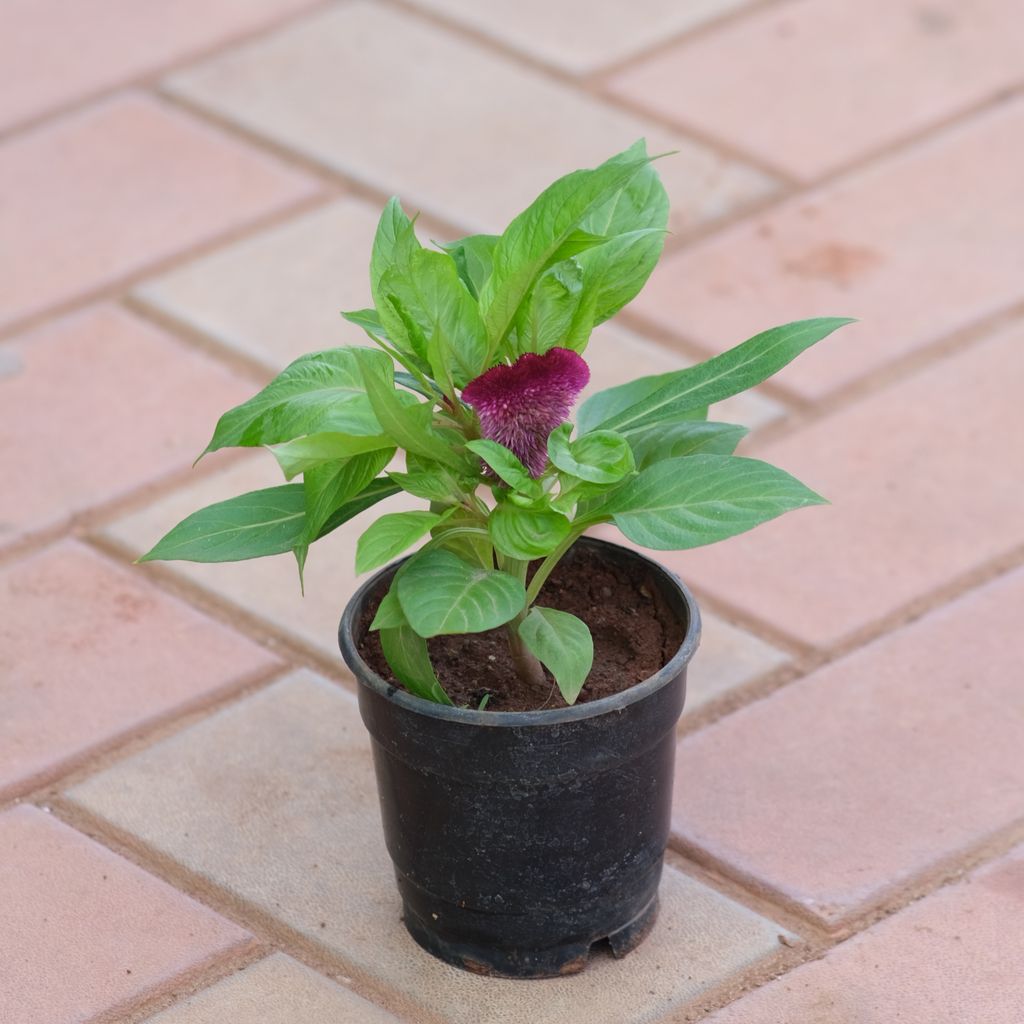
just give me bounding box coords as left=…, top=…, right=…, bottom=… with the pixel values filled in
left=142, top=141, right=850, bottom=978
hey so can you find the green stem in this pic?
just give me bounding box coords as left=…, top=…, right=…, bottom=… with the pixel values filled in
left=525, top=527, right=587, bottom=606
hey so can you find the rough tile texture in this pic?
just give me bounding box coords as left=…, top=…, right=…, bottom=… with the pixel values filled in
left=135, top=197, right=441, bottom=370
left=408, top=0, right=753, bottom=74
left=707, top=845, right=1024, bottom=1023
left=0, top=305, right=255, bottom=549
left=609, top=0, right=1024, bottom=180
left=106, top=457, right=419, bottom=662
left=0, top=0, right=318, bottom=130
left=586, top=322, right=785, bottom=432
left=671, top=567, right=1024, bottom=927
left=682, top=612, right=788, bottom=713
left=0, top=541, right=278, bottom=801
left=661, top=320, right=1024, bottom=649
left=632, top=98, right=1024, bottom=398
left=165, top=1, right=776, bottom=235
left=0, top=93, right=317, bottom=330
left=0, top=805, right=250, bottom=1024
left=144, top=953, right=401, bottom=1023
left=71, top=672, right=793, bottom=1024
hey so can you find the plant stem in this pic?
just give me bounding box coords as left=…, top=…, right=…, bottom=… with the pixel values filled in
left=524, top=527, right=586, bottom=605
left=506, top=619, right=547, bottom=690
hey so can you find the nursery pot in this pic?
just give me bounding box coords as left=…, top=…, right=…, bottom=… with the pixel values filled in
left=338, top=537, right=701, bottom=979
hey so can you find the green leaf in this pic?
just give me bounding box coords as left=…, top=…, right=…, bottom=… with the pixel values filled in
left=574, top=143, right=670, bottom=326
left=358, top=352, right=467, bottom=470
left=268, top=432, right=393, bottom=479
left=465, top=439, right=542, bottom=498
left=518, top=607, right=593, bottom=705
left=488, top=504, right=571, bottom=560
left=341, top=307, right=388, bottom=339
left=379, top=623, right=453, bottom=704
left=369, top=588, right=407, bottom=630
left=597, top=454, right=827, bottom=550
left=437, top=234, right=498, bottom=299
left=202, top=347, right=388, bottom=455
left=384, top=248, right=488, bottom=388
left=548, top=423, right=635, bottom=484
left=356, top=509, right=453, bottom=575
left=314, top=477, right=400, bottom=539
left=301, top=449, right=394, bottom=544
left=388, top=464, right=457, bottom=502
left=627, top=420, right=748, bottom=469
left=141, top=485, right=306, bottom=563
left=577, top=375, right=707, bottom=436
left=396, top=549, right=526, bottom=637
left=371, top=199, right=420, bottom=306
left=514, top=260, right=584, bottom=357
left=584, top=318, right=855, bottom=434
left=478, top=145, right=652, bottom=353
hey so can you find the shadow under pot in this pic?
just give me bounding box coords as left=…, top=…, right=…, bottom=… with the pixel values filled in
left=338, top=536, right=701, bottom=979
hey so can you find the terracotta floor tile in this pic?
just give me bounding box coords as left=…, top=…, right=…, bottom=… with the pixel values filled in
left=0, top=805, right=250, bottom=1024
left=0, top=0, right=319, bottom=131
left=165, top=1, right=776, bottom=235
left=0, top=540, right=279, bottom=800
left=631, top=97, right=1024, bottom=399
left=407, top=0, right=753, bottom=74
left=0, top=305, right=255, bottom=549
left=707, top=844, right=1024, bottom=1022
left=0, top=93, right=318, bottom=330
left=145, top=953, right=401, bottom=1023
left=609, top=0, right=1024, bottom=180
left=671, top=567, right=1024, bottom=926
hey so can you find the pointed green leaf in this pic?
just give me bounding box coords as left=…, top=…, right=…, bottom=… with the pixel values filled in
left=479, top=145, right=651, bottom=351
left=514, top=260, right=584, bottom=357
left=437, top=234, right=498, bottom=299
left=269, top=432, right=393, bottom=479
left=301, top=449, right=394, bottom=544
left=358, top=352, right=467, bottom=470
left=488, top=504, right=571, bottom=560
left=314, top=477, right=401, bottom=540
left=518, top=607, right=593, bottom=705
left=547, top=423, right=634, bottom=484
left=379, top=624, right=453, bottom=704
left=202, top=347, right=389, bottom=455
left=627, top=420, right=748, bottom=469
left=396, top=549, right=526, bottom=637
left=584, top=318, right=855, bottom=434
left=370, top=588, right=408, bottom=630
left=598, top=454, right=827, bottom=550
left=465, top=439, right=541, bottom=498
left=141, top=485, right=306, bottom=563
left=356, top=508, right=453, bottom=575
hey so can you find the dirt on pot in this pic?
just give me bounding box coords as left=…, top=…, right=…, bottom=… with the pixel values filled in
left=356, top=542, right=685, bottom=712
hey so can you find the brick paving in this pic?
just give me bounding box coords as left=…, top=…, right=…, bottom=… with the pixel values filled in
left=2, top=1, right=1022, bottom=1021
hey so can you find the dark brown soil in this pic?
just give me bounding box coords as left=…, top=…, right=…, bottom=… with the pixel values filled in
left=356, top=544, right=684, bottom=712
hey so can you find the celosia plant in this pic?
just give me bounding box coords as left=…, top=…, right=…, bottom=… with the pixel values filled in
left=143, top=142, right=851, bottom=706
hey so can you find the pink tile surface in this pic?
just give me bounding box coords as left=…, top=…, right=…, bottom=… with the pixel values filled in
left=0, top=0, right=319, bottom=130
left=0, top=93, right=318, bottom=330
left=707, top=844, right=1024, bottom=1023
left=671, top=567, right=1024, bottom=926
left=0, top=805, right=251, bottom=1024
left=0, top=541, right=279, bottom=800
left=655, top=320, right=1024, bottom=649
left=0, top=305, right=255, bottom=549
left=631, top=98, right=1024, bottom=398
left=608, top=0, right=1024, bottom=181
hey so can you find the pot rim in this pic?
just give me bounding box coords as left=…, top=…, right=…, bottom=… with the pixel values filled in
left=338, top=536, right=702, bottom=729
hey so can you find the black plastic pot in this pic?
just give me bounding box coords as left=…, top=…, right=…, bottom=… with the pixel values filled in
left=338, top=537, right=701, bottom=979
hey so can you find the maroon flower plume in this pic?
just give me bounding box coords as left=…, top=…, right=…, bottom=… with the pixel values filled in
left=461, top=347, right=590, bottom=477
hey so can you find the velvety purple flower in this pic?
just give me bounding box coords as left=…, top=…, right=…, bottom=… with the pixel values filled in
left=461, top=347, right=590, bottom=477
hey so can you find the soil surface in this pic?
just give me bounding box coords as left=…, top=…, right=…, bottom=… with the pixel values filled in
left=356, top=544, right=685, bottom=712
